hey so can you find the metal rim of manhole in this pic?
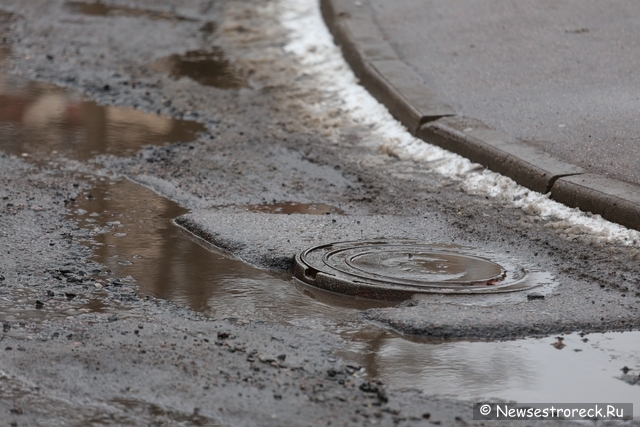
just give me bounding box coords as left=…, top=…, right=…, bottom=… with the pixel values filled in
left=293, top=240, right=537, bottom=301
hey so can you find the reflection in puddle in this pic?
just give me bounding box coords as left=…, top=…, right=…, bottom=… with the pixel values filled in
left=0, top=75, right=204, bottom=161
left=152, top=49, right=245, bottom=89
left=72, top=178, right=384, bottom=324
left=239, top=201, right=342, bottom=215
left=340, top=330, right=640, bottom=416
left=65, top=1, right=196, bottom=22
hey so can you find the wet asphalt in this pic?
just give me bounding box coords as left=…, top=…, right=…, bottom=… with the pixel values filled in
left=0, top=0, right=639, bottom=425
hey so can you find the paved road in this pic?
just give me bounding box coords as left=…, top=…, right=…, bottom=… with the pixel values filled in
left=369, top=0, right=640, bottom=186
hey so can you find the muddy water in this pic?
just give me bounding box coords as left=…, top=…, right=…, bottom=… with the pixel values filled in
left=0, top=75, right=204, bottom=162
left=151, top=49, right=246, bottom=90
left=1, top=72, right=639, bottom=414
left=65, top=1, right=244, bottom=90
left=72, top=177, right=387, bottom=326
left=341, top=330, right=640, bottom=414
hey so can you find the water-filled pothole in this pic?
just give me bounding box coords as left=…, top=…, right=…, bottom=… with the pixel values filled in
left=151, top=48, right=245, bottom=89
left=294, top=240, right=539, bottom=300
left=0, top=287, right=124, bottom=337
left=339, top=330, right=640, bottom=416
left=65, top=1, right=197, bottom=22
left=0, top=75, right=204, bottom=161
left=71, top=178, right=389, bottom=322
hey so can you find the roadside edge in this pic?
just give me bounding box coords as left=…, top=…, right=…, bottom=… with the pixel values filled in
left=320, top=0, right=640, bottom=231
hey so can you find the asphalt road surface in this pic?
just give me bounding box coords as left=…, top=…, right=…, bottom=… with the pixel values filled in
left=0, top=0, right=639, bottom=425
left=370, top=0, right=640, bottom=186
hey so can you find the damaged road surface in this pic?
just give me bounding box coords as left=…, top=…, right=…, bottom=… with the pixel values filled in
left=0, top=0, right=640, bottom=425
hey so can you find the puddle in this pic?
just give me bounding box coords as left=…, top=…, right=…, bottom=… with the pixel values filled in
left=0, top=75, right=204, bottom=161
left=238, top=201, right=342, bottom=215
left=63, top=3, right=244, bottom=90
left=0, top=287, right=126, bottom=339
left=340, top=330, right=640, bottom=416
left=65, top=1, right=197, bottom=22
left=71, top=178, right=388, bottom=325
left=151, top=49, right=245, bottom=89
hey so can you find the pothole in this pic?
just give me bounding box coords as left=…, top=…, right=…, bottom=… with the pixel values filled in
left=294, top=240, right=540, bottom=300
left=0, top=287, right=125, bottom=336
left=339, top=330, right=640, bottom=417
left=0, top=75, right=204, bottom=161
left=151, top=48, right=246, bottom=89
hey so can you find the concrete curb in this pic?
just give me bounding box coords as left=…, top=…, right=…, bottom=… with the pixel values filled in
left=320, top=0, right=455, bottom=133
left=321, top=0, right=640, bottom=231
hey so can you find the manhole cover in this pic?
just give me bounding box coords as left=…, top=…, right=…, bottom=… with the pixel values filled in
left=293, top=240, right=535, bottom=300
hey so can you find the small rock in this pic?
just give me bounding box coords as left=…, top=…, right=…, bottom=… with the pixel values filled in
left=527, top=293, right=544, bottom=300
left=35, top=300, right=44, bottom=309
left=360, top=382, right=378, bottom=393
left=217, top=332, right=229, bottom=340
left=620, top=373, right=640, bottom=386
left=107, top=315, right=118, bottom=322
left=622, top=366, right=631, bottom=374
left=346, top=364, right=361, bottom=374
left=277, top=354, right=286, bottom=361
left=3, top=323, right=10, bottom=332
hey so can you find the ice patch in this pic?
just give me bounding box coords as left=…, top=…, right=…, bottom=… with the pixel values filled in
left=277, top=0, right=640, bottom=247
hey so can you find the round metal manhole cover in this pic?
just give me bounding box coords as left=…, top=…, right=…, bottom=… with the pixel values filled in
left=293, top=240, right=535, bottom=300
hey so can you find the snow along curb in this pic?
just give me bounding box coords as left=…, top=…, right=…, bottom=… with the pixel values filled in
left=320, top=0, right=640, bottom=231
